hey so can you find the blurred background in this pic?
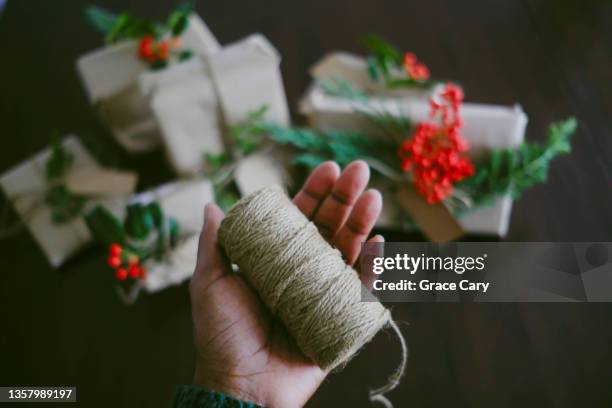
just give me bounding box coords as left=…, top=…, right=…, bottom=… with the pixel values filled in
left=0, top=0, right=611, bottom=407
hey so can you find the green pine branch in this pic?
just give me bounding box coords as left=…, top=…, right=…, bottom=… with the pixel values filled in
left=317, top=78, right=413, bottom=143
left=269, top=125, right=405, bottom=180
left=458, top=117, right=577, bottom=206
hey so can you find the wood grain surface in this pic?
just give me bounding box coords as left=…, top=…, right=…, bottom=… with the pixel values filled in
left=0, top=0, right=610, bottom=407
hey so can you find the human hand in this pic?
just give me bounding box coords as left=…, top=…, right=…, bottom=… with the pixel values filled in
left=189, top=160, right=383, bottom=407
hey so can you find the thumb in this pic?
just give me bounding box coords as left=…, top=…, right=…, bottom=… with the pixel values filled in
left=192, top=203, right=229, bottom=288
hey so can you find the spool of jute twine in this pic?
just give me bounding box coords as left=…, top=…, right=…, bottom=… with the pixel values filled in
left=218, top=186, right=408, bottom=407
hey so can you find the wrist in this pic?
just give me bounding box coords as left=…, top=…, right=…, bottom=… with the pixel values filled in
left=193, top=364, right=267, bottom=407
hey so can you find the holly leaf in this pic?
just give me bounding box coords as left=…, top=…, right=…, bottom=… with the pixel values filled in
left=168, top=217, right=180, bottom=247
left=84, top=5, right=118, bottom=35
left=85, top=205, right=126, bottom=245
left=363, top=34, right=402, bottom=65
left=150, top=59, right=168, bottom=70
left=147, top=202, right=164, bottom=228
left=166, top=3, right=192, bottom=36
left=179, top=50, right=193, bottom=61
left=124, top=203, right=155, bottom=240
left=84, top=5, right=159, bottom=43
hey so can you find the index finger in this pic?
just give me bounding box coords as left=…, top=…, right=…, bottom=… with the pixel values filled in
left=292, top=161, right=340, bottom=219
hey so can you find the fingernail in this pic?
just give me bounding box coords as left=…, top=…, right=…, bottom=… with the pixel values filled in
left=366, top=188, right=383, bottom=200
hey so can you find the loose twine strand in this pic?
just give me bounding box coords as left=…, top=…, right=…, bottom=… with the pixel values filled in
left=218, top=186, right=408, bottom=406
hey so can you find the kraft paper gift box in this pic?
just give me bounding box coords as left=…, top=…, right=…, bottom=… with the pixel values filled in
left=0, top=136, right=137, bottom=267
left=143, top=234, right=200, bottom=293
left=76, top=14, right=221, bottom=153
left=140, top=27, right=290, bottom=185
left=141, top=15, right=226, bottom=174
left=139, top=59, right=225, bottom=175
left=130, top=179, right=213, bottom=237
left=207, top=34, right=290, bottom=196
left=77, top=41, right=159, bottom=152
left=207, top=34, right=290, bottom=127
left=299, top=86, right=528, bottom=237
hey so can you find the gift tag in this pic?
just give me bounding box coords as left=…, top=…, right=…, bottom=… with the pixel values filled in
left=66, top=167, right=138, bottom=197
left=396, top=186, right=464, bottom=242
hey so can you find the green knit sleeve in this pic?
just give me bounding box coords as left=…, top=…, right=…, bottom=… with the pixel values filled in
left=173, top=385, right=265, bottom=408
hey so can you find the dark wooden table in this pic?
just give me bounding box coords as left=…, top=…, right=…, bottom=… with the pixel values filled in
left=1, top=0, right=611, bottom=407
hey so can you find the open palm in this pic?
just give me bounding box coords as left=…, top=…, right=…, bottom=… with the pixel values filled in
left=189, top=161, right=382, bottom=407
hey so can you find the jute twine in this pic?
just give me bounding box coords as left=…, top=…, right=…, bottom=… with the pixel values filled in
left=218, top=186, right=408, bottom=407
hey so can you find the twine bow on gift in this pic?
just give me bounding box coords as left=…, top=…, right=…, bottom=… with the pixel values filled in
left=0, top=136, right=138, bottom=241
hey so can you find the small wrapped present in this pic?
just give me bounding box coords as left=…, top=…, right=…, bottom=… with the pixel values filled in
left=207, top=34, right=290, bottom=195
left=139, top=59, right=225, bottom=174
left=0, top=136, right=138, bottom=267
left=77, top=42, right=159, bottom=152
left=299, top=85, right=528, bottom=237
left=76, top=12, right=220, bottom=153
left=131, top=179, right=213, bottom=236
left=142, top=31, right=290, bottom=177
left=232, top=36, right=574, bottom=241
left=207, top=34, right=290, bottom=127
left=86, top=179, right=214, bottom=303
left=143, top=234, right=200, bottom=293
left=129, top=179, right=214, bottom=293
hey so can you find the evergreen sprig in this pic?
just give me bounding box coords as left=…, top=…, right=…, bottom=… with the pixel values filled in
left=265, top=124, right=399, bottom=172
left=229, top=109, right=402, bottom=179
left=457, top=118, right=577, bottom=206
left=318, top=78, right=413, bottom=143
left=85, top=3, right=192, bottom=43
left=233, top=102, right=576, bottom=210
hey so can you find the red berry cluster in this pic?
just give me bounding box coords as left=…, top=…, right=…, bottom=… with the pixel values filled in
left=398, top=83, right=474, bottom=204
left=138, top=35, right=181, bottom=64
left=107, top=243, right=146, bottom=282
left=403, top=52, right=430, bottom=81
